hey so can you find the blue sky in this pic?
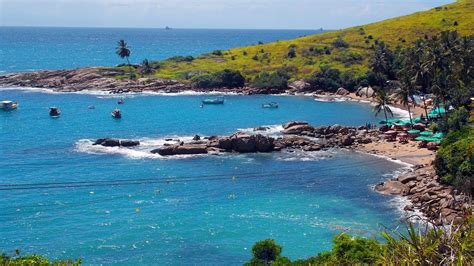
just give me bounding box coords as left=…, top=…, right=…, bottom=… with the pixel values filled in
left=0, top=0, right=453, bottom=29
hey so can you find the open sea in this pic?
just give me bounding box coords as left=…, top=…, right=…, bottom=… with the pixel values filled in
left=1, top=28, right=408, bottom=265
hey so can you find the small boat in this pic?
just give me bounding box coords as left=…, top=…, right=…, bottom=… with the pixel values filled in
left=49, top=107, right=61, bottom=118
left=111, top=109, right=122, bottom=119
left=202, top=97, right=224, bottom=105
left=118, top=98, right=125, bottom=105
left=262, top=102, right=278, bottom=109
left=88, top=105, right=95, bottom=109
left=1, top=100, right=18, bottom=111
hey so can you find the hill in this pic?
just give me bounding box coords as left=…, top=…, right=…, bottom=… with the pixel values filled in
left=152, top=0, right=474, bottom=81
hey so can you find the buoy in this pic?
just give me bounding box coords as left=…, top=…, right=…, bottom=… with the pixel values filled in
left=135, top=208, right=140, bottom=213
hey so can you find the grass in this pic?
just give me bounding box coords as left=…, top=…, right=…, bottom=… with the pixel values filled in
left=150, top=0, right=473, bottom=82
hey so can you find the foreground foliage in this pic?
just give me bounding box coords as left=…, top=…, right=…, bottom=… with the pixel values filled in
left=0, top=251, right=80, bottom=265
left=245, top=217, right=474, bottom=265
left=434, top=125, right=474, bottom=195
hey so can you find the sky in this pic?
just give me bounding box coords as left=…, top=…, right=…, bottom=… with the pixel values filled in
left=0, top=0, right=454, bottom=29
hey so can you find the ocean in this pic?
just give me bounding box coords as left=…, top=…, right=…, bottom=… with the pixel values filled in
left=1, top=27, right=408, bottom=265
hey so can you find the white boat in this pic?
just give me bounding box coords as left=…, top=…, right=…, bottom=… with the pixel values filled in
left=1, top=100, right=18, bottom=111
left=262, top=102, right=278, bottom=109
left=202, top=97, right=224, bottom=105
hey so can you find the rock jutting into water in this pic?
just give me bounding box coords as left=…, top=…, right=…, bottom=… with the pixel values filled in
left=375, top=166, right=470, bottom=225
left=0, top=67, right=289, bottom=95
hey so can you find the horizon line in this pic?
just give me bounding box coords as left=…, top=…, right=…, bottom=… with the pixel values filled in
left=0, top=25, right=328, bottom=31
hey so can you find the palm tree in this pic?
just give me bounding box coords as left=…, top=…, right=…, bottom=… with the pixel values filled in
left=373, top=89, right=394, bottom=124
left=116, top=40, right=132, bottom=79
left=140, top=59, right=153, bottom=75
left=395, top=74, right=415, bottom=126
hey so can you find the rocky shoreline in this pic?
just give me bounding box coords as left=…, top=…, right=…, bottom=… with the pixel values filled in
left=0, top=67, right=285, bottom=95
left=91, top=121, right=469, bottom=225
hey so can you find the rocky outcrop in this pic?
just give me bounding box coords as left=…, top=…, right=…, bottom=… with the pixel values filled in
left=93, top=138, right=140, bottom=147
left=151, top=144, right=208, bottom=156
left=355, top=87, right=375, bottom=98
left=0, top=67, right=286, bottom=95
left=288, top=80, right=311, bottom=92
left=336, top=87, right=350, bottom=96
left=375, top=166, right=470, bottom=225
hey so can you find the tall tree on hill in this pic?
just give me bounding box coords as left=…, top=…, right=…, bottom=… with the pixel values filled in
left=116, top=40, right=133, bottom=79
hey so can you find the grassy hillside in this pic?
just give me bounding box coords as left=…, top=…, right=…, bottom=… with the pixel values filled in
left=153, top=0, right=473, bottom=81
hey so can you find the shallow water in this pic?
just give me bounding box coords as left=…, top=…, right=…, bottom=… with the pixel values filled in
left=0, top=89, right=406, bottom=264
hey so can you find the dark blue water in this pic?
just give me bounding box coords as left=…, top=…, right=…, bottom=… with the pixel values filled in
left=0, top=27, right=321, bottom=73
left=0, top=88, right=406, bottom=264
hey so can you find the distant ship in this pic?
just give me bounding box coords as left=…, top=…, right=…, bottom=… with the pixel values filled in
left=165, top=26, right=172, bottom=30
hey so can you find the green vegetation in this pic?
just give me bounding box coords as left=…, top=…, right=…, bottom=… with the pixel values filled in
left=246, top=217, right=474, bottom=265
left=150, top=0, right=473, bottom=81
left=191, top=69, right=245, bottom=89
left=1, top=250, right=80, bottom=265
left=434, top=124, right=473, bottom=194
left=252, top=71, right=289, bottom=90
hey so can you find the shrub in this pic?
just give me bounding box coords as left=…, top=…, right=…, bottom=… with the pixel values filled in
left=168, top=55, right=194, bottom=62
left=335, top=51, right=363, bottom=66
left=307, top=66, right=342, bottom=92
left=252, top=72, right=288, bottom=90
left=191, top=69, right=245, bottom=89
left=434, top=126, right=474, bottom=194
left=211, top=50, right=223, bottom=56
left=252, top=54, right=259, bottom=61
left=332, top=36, right=349, bottom=48
left=244, top=239, right=282, bottom=265
left=438, top=107, right=469, bottom=132
left=287, top=47, right=297, bottom=58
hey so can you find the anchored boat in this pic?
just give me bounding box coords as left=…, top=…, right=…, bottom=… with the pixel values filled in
left=1, top=100, right=18, bottom=111
left=49, top=107, right=61, bottom=118
left=111, top=109, right=122, bottom=119
left=202, top=97, right=224, bottom=105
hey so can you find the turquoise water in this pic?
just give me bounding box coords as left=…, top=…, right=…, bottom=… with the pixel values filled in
left=0, top=27, right=321, bottom=73
left=0, top=88, right=406, bottom=264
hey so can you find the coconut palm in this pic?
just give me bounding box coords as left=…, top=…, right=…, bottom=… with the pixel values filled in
left=116, top=40, right=132, bottom=79
left=373, top=89, right=394, bottom=124
left=140, top=59, right=153, bottom=75
left=395, top=74, right=416, bottom=126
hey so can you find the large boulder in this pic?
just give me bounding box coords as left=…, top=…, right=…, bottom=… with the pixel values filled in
left=151, top=144, right=208, bottom=156
left=93, top=138, right=139, bottom=147
left=282, top=124, right=314, bottom=135
left=341, top=136, right=354, bottom=146
left=255, top=135, right=275, bottom=152
left=288, top=80, right=311, bottom=92
left=120, top=140, right=140, bottom=147
left=217, top=137, right=233, bottom=150
left=336, top=87, right=350, bottom=96
left=283, top=121, right=308, bottom=130
left=356, top=87, right=375, bottom=98
left=231, top=134, right=257, bottom=153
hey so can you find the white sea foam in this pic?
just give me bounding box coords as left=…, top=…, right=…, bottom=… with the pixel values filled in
left=75, top=136, right=209, bottom=160
left=0, top=86, right=243, bottom=97
left=237, top=124, right=284, bottom=137
left=274, top=149, right=336, bottom=162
